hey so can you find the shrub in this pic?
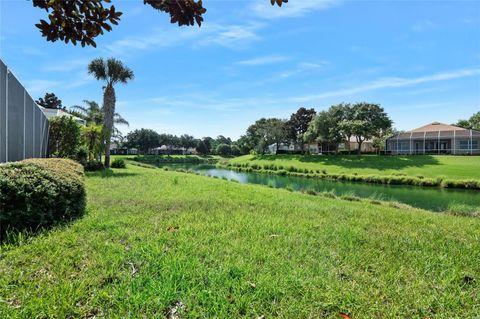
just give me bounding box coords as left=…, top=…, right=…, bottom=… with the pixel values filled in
left=111, top=158, right=126, bottom=168
left=84, top=160, right=105, bottom=171
left=48, top=116, right=81, bottom=159
left=216, top=144, right=232, bottom=156
left=0, top=158, right=85, bottom=239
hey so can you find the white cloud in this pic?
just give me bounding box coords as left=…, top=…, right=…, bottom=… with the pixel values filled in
left=237, top=55, right=288, bottom=66
left=253, top=0, right=340, bottom=19
left=293, top=68, right=480, bottom=102
left=412, top=20, right=436, bottom=32
left=42, top=58, right=92, bottom=73
left=104, top=22, right=263, bottom=55
left=24, top=80, right=62, bottom=95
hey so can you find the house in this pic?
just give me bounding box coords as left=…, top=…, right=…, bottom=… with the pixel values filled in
left=385, top=122, right=480, bottom=155
left=149, top=145, right=197, bottom=155
left=338, top=137, right=375, bottom=153
left=267, top=142, right=301, bottom=154
left=40, top=107, right=86, bottom=126
left=267, top=142, right=337, bottom=155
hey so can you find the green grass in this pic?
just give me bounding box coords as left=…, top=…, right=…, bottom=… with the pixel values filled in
left=1, top=165, right=479, bottom=318
left=228, top=154, right=480, bottom=180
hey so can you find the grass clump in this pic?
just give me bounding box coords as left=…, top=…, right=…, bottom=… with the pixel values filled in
left=446, top=203, right=480, bottom=218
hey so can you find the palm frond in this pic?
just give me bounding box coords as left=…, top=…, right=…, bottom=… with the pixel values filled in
left=88, top=58, right=108, bottom=81
left=114, top=112, right=129, bottom=126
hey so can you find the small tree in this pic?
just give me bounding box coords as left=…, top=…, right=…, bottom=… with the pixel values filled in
left=196, top=140, right=209, bottom=155
left=36, top=92, right=63, bottom=109
left=285, top=107, right=316, bottom=154
left=81, top=124, right=103, bottom=161
left=350, top=103, right=392, bottom=155
left=230, top=145, right=241, bottom=156
left=216, top=144, right=231, bottom=157
left=48, top=116, right=81, bottom=158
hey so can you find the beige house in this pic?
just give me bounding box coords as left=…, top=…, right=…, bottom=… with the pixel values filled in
left=338, top=137, right=375, bottom=153
left=386, top=122, right=480, bottom=155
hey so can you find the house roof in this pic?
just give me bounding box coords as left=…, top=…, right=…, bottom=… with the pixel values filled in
left=387, top=122, right=480, bottom=140
left=40, top=107, right=86, bottom=125
left=411, top=122, right=467, bottom=133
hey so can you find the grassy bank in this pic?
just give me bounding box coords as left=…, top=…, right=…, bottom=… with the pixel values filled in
left=1, top=165, right=479, bottom=317
left=225, top=155, right=480, bottom=189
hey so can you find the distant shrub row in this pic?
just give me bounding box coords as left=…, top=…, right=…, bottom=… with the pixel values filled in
left=222, top=162, right=480, bottom=189
left=0, top=158, right=86, bottom=239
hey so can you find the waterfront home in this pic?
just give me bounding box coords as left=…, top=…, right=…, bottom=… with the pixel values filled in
left=386, top=122, right=480, bottom=155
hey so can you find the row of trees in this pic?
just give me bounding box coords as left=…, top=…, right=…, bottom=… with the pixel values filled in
left=124, top=128, right=239, bottom=156
left=237, top=103, right=393, bottom=155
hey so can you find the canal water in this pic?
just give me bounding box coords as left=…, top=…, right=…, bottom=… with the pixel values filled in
left=159, top=164, right=480, bottom=212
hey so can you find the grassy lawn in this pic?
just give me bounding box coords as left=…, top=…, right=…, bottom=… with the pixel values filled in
left=1, top=165, right=479, bottom=318
left=229, top=154, right=480, bottom=180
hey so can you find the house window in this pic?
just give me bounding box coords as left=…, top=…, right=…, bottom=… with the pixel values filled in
left=459, top=140, right=479, bottom=150
left=398, top=141, right=409, bottom=151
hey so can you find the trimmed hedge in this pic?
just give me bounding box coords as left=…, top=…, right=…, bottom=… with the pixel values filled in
left=0, top=158, right=85, bottom=239
left=221, top=162, right=480, bottom=189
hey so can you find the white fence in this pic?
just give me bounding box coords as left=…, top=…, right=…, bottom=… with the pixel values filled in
left=0, top=59, right=49, bottom=163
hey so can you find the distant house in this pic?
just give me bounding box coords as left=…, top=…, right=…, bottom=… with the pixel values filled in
left=385, top=122, right=480, bottom=155
left=267, top=142, right=301, bottom=154
left=268, top=142, right=337, bottom=155
left=150, top=145, right=196, bottom=155
left=40, top=107, right=86, bottom=126
left=110, top=146, right=138, bottom=155
left=338, top=136, right=375, bottom=153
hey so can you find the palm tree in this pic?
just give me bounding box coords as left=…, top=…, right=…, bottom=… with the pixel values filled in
left=88, top=58, right=134, bottom=167
left=70, top=100, right=129, bottom=131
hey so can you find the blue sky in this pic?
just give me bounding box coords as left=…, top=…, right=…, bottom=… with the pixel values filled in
left=1, top=0, right=479, bottom=139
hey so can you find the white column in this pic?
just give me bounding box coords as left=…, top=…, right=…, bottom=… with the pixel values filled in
left=423, top=132, right=426, bottom=155
left=453, top=130, right=456, bottom=155
left=471, top=129, right=473, bottom=155
left=438, top=130, right=440, bottom=155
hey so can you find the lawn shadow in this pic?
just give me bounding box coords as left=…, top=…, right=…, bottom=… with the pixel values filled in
left=249, top=154, right=441, bottom=170
left=85, top=169, right=140, bottom=178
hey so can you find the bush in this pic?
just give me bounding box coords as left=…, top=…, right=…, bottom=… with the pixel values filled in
left=216, top=144, right=232, bottom=156
left=111, top=158, right=126, bottom=168
left=48, top=116, right=81, bottom=159
left=84, top=160, right=105, bottom=171
left=0, top=158, right=85, bottom=239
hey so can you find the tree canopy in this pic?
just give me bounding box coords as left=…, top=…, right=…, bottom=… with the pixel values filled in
left=456, top=112, right=480, bottom=130
left=32, top=0, right=288, bottom=47
left=125, top=129, right=160, bottom=154
left=285, top=107, right=316, bottom=153
left=36, top=92, right=63, bottom=109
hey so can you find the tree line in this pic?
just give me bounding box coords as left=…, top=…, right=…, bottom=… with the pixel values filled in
left=237, top=103, right=393, bottom=155
left=124, top=129, right=240, bottom=156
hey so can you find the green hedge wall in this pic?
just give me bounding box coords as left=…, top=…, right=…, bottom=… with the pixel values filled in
left=0, top=158, right=85, bottom=239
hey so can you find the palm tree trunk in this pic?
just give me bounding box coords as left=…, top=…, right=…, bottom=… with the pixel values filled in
left=103, top=85, right=116, bottom=167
